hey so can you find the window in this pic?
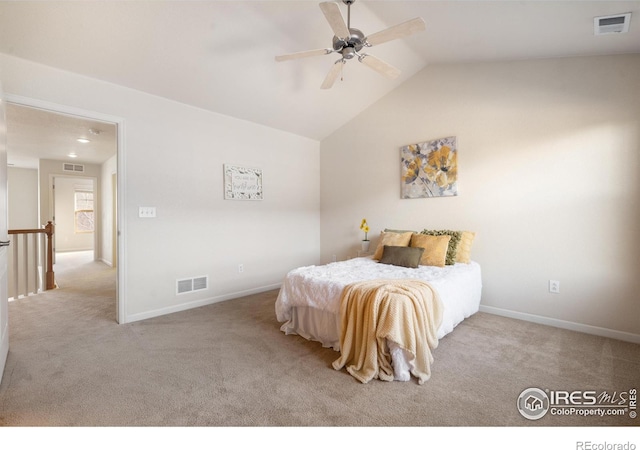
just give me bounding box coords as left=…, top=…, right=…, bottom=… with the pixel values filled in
left=74, top=190, right=94, bottom=233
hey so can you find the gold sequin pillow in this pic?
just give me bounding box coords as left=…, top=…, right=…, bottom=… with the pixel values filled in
left=409, top=233, right=451, bottom=267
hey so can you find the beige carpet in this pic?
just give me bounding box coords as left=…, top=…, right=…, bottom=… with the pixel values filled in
left=0, top=252, right=638, bottom=428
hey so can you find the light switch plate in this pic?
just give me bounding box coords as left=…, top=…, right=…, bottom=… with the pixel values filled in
left=139, top=206, right=156, bottom=218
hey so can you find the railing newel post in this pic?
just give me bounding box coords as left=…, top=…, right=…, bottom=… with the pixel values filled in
left=45, top=221, right=55, bottom=290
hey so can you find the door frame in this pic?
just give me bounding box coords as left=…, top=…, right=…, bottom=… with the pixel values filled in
left=6, top=94, right=127, bottom=324
left=50, top=174, right=98, bottom=259
left=0, top=81, right=9, bottom=382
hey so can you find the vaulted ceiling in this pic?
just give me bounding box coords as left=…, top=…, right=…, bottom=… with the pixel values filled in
left=1, top=1, right=639, bottom=167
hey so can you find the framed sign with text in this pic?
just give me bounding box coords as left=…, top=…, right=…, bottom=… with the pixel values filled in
left=224, top=164, right=263, bottom=200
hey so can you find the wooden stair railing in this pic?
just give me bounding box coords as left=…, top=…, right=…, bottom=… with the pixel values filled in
left=7, top=221, right=55, bottom=299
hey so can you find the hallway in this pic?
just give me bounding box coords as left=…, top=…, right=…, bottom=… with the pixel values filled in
left=10, top=250, right=116, bottom=327
left=53, top=250, right=115, bottom=304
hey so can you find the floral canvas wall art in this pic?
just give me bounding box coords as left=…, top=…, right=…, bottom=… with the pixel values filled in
left=400, top=136, right=458, bottom=198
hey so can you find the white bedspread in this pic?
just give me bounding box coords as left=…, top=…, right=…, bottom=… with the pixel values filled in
left=275, top=257, right=482, bottom=348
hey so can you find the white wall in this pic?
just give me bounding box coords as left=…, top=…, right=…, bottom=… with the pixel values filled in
left=7, top=167, right=38, bottom=229
left=320, top=54, right=640, bottom=339
left=1, top=53, right=320, bottom=322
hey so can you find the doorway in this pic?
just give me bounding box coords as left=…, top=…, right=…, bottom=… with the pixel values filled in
left=52, top=175, right=96, bottom=261
left=4, top=96, right=125, bottom=323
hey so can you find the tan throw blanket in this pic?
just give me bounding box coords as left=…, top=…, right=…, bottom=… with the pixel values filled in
left=332, top=279, right=443, bottom=385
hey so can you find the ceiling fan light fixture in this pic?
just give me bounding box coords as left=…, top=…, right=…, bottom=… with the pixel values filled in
left=342, top=47, right=356, bottom=59
left=276, top=1, right=426, bottom=89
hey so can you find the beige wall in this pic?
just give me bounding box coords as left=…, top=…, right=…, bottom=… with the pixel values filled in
left=7, top=167, right=38, bottom=229
left=320, top=54, right=640, bottom=339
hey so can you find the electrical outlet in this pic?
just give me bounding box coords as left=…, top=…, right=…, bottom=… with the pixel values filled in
left=549, top=280, right=560, bottom=294
left=331, top=255, right=337, bottom=262
left=238, top=264, right=244, bottom=273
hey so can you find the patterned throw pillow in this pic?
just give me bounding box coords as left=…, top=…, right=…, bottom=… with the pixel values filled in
left=420, top=229, right=462, bottom=265
left=384, top=228, right=416, bottom=234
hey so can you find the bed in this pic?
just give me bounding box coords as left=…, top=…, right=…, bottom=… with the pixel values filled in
left=275, top=229, right=482, bottom=383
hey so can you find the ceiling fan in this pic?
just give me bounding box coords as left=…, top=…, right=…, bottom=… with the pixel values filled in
left=275, top=0, right=426, bottom=89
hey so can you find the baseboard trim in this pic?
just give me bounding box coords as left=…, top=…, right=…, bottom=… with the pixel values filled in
left=100, top=258, right=114, bottom=267
left=479, top=305, right=640, bottom=344
left=124, top=283, right=282, bottom=324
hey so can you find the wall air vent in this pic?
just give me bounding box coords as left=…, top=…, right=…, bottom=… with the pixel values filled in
left=594, top=13, right=631, bottom=35
left=176, top=276, right=208, bottom=295
left=63, top=163, right=85, bottom=173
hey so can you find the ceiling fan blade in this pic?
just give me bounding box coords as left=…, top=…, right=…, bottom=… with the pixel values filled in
left=275, top=48, right=332, bottom=62
left=319, top=2, right=350, bottom=39
left=358, top=54, right=401, bottom=80
left=365, top=17, right=426, bottom=46
left=321, top=60, right=344, bottom=90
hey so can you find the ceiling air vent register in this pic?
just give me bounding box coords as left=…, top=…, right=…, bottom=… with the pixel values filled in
left=594, top=13, right=631, bottom=35
left=63, top=163, right=85, bottom=173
